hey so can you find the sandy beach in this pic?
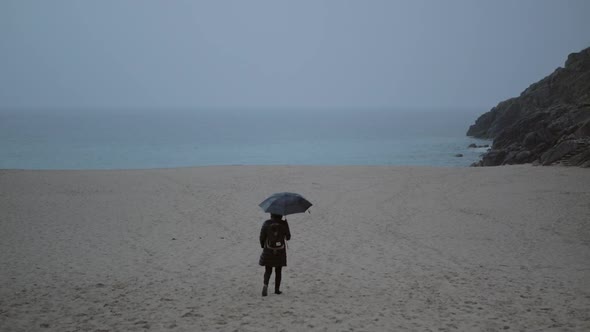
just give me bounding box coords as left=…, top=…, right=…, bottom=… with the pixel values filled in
left=1, top=165, right=589, bottom=331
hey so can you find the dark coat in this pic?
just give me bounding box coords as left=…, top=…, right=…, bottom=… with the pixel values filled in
left=259, top=219, right=291, bottom=267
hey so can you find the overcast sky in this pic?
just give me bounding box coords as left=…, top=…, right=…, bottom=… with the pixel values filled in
left=1, top=0, right=589, bottom=114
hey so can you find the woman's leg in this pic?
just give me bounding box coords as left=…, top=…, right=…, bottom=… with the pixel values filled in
left=274, top=266, right=282, bottom=294
left=262, top=266, right=272, bottom=296
left=264, top=266, right=273, bottom=285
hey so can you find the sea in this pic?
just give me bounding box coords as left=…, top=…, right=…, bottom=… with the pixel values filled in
left=0, top=111, right=492, bottom=169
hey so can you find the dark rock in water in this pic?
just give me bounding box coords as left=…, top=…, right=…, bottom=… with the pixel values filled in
left=455, top=154, right=464, bottom=157
left=466, top=47, right=590, bottom=166
left=468, top=143, right=491, bottom=149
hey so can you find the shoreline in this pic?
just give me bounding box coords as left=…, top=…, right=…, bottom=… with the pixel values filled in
left=2, top=161, right=547, bottom=173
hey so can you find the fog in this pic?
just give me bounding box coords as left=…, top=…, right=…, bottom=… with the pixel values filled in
left=1, top=0, right=589, bottom=114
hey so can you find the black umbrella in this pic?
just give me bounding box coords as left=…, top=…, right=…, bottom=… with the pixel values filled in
left=259, top=192, right=312, bottom=216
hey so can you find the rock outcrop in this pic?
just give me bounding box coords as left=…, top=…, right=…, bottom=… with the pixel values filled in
left=467, top=47, right=590, bottom=167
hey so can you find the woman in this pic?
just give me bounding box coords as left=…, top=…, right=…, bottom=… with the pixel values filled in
left=259, top=213, right=291, bottom=296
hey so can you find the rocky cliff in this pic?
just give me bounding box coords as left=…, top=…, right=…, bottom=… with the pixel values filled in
left=467, top=47, right=590, bottom=167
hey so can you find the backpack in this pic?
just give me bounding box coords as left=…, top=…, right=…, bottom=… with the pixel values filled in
left=265, top=222, right=285, bottom=251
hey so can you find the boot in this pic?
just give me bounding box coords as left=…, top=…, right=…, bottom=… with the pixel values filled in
left=274, top=288, right=282, bottom=295
left=262, top=284, right=268, bottom=297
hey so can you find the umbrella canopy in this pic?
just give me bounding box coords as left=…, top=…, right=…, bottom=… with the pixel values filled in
left=259, top=192, right=312, bottom=216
